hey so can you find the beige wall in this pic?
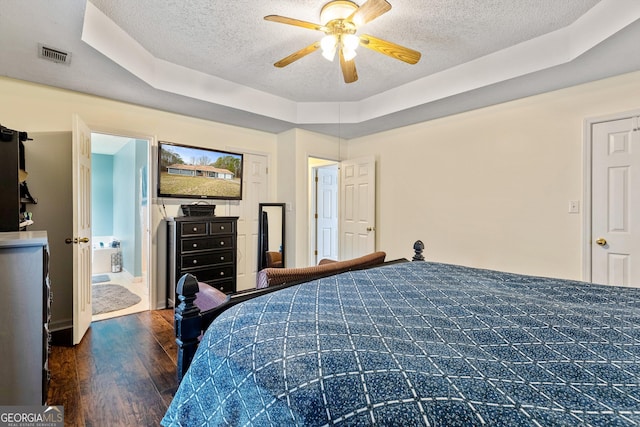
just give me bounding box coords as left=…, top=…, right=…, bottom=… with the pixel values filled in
left=23, top=132, right=73, bottom=333
left=347, top=71, right=640, bottom=280
left=275, top=128, right=342, bottom=267
left=2, top=68, right=640, bottom=322
left=0, top=76, right=277, bottom=313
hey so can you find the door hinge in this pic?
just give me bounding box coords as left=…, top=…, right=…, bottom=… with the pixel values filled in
left=314, top=250, right=318, bottom=255
left=314, top=213, right=318, bottom=219
left=315, top=176, right=318, bottom=182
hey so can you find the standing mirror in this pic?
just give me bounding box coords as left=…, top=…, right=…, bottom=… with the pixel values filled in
left=258, top=203, right=286, bottom=271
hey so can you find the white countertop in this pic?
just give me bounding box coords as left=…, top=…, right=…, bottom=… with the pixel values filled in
left=0, top=231, right=48, bottom=248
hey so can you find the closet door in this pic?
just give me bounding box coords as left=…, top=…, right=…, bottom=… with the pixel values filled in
left=591, top=118, right=640, bottom=286
left=340, top=156, right=376, bottom=260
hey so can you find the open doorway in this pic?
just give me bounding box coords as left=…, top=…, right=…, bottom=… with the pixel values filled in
left=309, top=156, right=377, bottom=265
left=90, top=133, right=150, bottom=321
left=309, top=157, right=339, bottom=265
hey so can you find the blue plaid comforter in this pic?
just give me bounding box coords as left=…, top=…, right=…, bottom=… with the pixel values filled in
left=162, top=261, right=640, bottom=426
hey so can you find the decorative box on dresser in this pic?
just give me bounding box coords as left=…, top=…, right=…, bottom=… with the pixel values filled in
left=0, top=231, right=50, bottom=405
left=166, top=216, right=238, bottom=307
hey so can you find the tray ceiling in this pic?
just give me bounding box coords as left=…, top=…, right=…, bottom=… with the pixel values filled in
left=1, top=0, right=640, bottom=138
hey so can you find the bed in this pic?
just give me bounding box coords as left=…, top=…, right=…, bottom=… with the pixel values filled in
left=163, top=250, right=640, bottom=426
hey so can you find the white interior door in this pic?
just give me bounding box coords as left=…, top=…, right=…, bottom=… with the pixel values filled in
left=231, top=153, right=268, bottom=291
left=72, top=114, right=92, bottom=344
left=592, top=117, right=640, bottom=287
left=339, top=156, right=376, bottom=260
left=315, top=165, right=339, bottom=263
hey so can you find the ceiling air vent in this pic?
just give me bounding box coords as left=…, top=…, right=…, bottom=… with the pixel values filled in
left=38, top=44, right=71, bottom=65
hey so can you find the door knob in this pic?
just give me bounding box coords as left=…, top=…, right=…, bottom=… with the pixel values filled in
left=595, top=238, right=607, bottom=246
left=366, top=227, right=375, bottom=232
left=65, top=237, right=90, bottom=244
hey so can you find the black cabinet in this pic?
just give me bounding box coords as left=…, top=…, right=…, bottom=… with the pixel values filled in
left=166, top=216, right=238, bottom=307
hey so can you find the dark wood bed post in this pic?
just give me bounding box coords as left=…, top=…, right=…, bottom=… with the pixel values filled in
left=174, top=274, right=202, bottom=383
left=412, top=240, right=425, bottom=261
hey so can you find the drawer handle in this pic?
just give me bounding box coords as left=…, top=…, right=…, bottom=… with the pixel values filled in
left=192, top=260, right=198, bottom=265
left=220, top=272, right=225, bottom=276
left=192, top=243, right=198, bottom=248
left=220, top=256, right=225, bottom=261
left=220, top=241, right=225, bottom=246
left=192, top=227, right=198, bottom=232
left=221, top=226, right=225, bottom=230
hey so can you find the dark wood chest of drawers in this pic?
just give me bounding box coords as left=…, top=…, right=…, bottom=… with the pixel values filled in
left=166, top=216, right=238, bottom=307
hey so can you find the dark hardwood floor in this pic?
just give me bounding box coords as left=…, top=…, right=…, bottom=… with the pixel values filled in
left=47, top=309, right=177, bottom=426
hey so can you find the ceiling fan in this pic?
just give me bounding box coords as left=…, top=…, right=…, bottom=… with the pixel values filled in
left=264, top=0, right=421, bottom=83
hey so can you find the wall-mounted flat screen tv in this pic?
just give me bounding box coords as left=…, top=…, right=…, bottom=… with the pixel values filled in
left=157, top=141, right=243, bottom=200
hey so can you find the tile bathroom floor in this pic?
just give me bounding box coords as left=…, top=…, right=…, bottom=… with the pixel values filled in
left=92, top=271, right=150, bottom=322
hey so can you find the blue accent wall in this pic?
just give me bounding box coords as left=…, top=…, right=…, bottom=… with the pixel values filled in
left=112, top=139, right=148, bottom=278
left=91, top=154, right=114, bottom=236
left=91, top=139, right=148, bottom=278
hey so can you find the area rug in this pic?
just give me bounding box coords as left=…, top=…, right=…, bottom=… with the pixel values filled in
left=92, top=284, right=141, bottom=315
left=92, top=274, right=111, bottom=284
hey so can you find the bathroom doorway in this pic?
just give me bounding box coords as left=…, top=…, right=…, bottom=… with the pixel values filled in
left=90, top=133, right=150, bottom=321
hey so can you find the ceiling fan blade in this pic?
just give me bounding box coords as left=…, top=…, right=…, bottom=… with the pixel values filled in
left=339, top=49, right=358, bottom=83
left=359, top=34, right=421, bottom=64
left=274, top=42, right=321, bottom=67
left=348, top=0, right=391, bottom=26
left=264, top=15, right=327, bottom=32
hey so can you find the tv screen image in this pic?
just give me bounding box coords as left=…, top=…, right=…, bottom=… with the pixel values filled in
left=157, top=141, right=243, bottom=200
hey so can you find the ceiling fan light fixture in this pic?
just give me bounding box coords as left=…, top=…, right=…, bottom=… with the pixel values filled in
left=266, top=0, right=419, bottom=83
left=320, top=0, right=358, bottom=25
left=342, top=47, right=357, bottom=61
left=342, top=33, right=360, bottom=51
left=321, top=35, right=338, bottom=61
left=322, top=46, right=337, bottom=61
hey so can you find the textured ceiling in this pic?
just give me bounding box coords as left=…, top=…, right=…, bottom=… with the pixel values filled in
left=88, top=0, right=599, bottom=102
left=1, top=0, right=640, bottom=138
